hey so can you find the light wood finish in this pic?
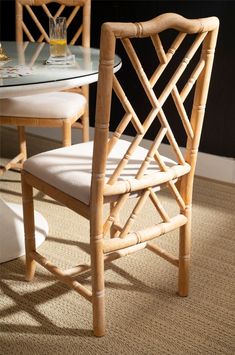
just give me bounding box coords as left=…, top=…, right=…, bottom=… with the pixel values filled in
left=21, top=13, right=219, bottom=336
left=0, top=0, right=91, bottom=174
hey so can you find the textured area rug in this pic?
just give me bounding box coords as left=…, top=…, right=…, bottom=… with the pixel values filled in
left=0, top=128, right=235, bottom=354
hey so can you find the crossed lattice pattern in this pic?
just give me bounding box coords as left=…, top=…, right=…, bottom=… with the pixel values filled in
left=103, top=30, right=208, bottom=241
left=18, top=2, right=85, bottom=44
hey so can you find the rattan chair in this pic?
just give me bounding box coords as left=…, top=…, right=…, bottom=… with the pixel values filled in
left=0, top=0, right=91, bottom=173
left=21, top=13, right=219, bottom=336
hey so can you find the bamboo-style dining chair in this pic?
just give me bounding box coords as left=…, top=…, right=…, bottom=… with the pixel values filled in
left=0, top=0, right=91, bottom=174
left=21, top=13, right=219, bottom=336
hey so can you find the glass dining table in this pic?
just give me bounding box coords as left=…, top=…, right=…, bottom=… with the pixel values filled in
left=0, top=41, right=122, bottom=263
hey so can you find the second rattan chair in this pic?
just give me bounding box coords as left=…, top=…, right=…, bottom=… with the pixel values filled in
left=21, top=13, right=219, bottom=336
left=0, top=0, right=91, bottom=174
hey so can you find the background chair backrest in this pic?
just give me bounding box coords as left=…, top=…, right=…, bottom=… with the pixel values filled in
left=91, top=13, right=219, bottom=240
left=15, top=0, right=91, bottom=47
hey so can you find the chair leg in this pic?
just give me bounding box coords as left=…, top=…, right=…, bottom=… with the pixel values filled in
left=62, top=121, right=72, bottom=146
left=110, top=202, right=120, bottom=238
left=178, top=207, right=191, bottom=297
left=21, top=174, right=36, bottom=281
left=0, top=126, right=27, bottom=174
left=18, top=126, right=27, bottom=164
left=82, top=112, right=89, bottom=142
left=91, top=234, right=106, bottom=337
left=81, top=85, right=89, bottom=142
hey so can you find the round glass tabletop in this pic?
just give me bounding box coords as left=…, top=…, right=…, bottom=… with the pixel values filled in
left=0, top=41, right=122, bottom=97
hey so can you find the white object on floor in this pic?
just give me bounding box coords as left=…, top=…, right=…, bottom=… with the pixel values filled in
left=0, top=199, right=48, bottom=263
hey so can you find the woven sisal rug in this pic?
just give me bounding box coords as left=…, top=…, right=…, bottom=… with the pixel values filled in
left=0, top=128, right=234, bottom=354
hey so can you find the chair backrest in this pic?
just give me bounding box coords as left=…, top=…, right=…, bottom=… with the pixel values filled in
left=91, top=13, right=219, bottom=247
left=15, top=0, right=91, bottom=47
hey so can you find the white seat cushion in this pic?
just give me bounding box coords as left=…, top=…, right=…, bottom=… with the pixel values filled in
left=0, top=92, right=86, bottom=119
left=23, top=140, right=177, bottom=205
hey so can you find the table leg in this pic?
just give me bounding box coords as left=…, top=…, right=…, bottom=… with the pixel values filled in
left=0, top=198, right=48, bottom=263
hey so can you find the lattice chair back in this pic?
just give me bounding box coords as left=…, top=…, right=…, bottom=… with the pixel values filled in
left=91, top=14, right=219, bottom=285
left=15, top=0, right=90, bottom=47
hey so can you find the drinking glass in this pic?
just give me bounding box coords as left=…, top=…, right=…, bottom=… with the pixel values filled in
left=49, top=17, right=67, bottom=58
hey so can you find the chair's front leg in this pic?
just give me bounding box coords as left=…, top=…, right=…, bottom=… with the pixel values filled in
left=21, top=172, right=36, bottom=281
left=91, top=233, right=106, bottom=337
left=18, top=126, right=27, bottom=164
left=62, top=121, right=72, bottom=147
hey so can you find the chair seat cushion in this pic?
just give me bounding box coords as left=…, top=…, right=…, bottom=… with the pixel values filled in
left=23, top=140, right=188, bottom=205
left=0, top=92, right=86, bottom=119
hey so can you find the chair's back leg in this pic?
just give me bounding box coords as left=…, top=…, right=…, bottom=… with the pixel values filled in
left=81, top=85, right=89, bottom=142
left=21, top=172, right=37, bottom=281
left=90, top=230, right=106, bottom=336
left=110, top=202, right=120, bottom=238
left=178, top=203, right=192, bottom=297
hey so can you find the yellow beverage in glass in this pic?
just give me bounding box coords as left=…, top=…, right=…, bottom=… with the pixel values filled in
left=50, top=38, right=67, bottom=57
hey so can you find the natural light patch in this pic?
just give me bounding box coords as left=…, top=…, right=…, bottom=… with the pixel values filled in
left=3, top=277, right=57, bottom=295
left=35, top=291, right=92, bottom=329
left=1, top=310, right=41, bottom=327
left=0, top=295, right=16, bottom=311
